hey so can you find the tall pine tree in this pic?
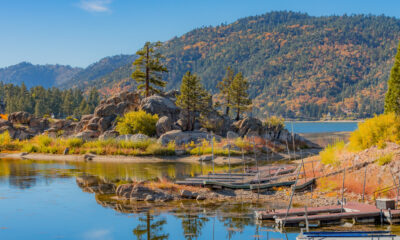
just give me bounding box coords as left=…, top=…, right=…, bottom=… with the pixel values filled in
left=229, top=72, right=251, bottom=120
left=217, top=66, right=235, bottom=116
left=385, top=41, right=400, bottom=114
left=132, top=41, right=168, bottom=97
left=176, top=72, right=210, bottom=131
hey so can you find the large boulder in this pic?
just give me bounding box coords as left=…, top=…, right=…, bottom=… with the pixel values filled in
left=116, top=134, right=149, bottom=142
left=94, top=103, right=117, bottom=118
left=232, top=117, right=264, bottom=137
left=28, top=118, right=49, bottom=131
left=8, top=111, right=33, bottom=125
left=75, top=130, right=100, bottom=141
left=201, top=110, right=232, bottom=136
left=99, top=130, right=119, bottom=140
left=140, top=95, right=180, bottom=120
left=156, top=116, right=174, bottom=137
left=98, top=116, right=115, bottom=133
left=0, top=119, right=11, bottom=128
left=159, top=130, right=218, bottom=145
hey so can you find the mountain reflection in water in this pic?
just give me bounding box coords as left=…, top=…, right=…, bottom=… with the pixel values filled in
left=1, top=158, right=399, bottom=239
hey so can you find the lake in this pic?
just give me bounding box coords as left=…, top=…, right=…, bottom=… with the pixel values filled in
left=0, top=158, right=397, bottom=240
left=285, top=121, right=359, bottom=134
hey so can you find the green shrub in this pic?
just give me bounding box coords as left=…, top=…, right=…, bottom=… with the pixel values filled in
left=349, top=113, right=400, bottom=151
left=67, top=138, right=84, bottom=148
left=376, top=154, right=393, bottom=166
left=320, top=141, right=345, bottom=166
left=116, top=110, right=158, bottom=136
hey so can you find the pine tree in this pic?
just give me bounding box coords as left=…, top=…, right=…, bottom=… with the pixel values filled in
left=385, top=41, right=400, bottom=114
left=229, top=72, right=252, bottom=120
left=132, top=41, right=168, bottom=97
left=176, top=72, right=210, bottom=131
left=217, top=66, right=235, bottom=115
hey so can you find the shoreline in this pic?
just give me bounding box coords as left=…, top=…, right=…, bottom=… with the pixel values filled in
left=0, top=152, right=247, bottom=165
left=0, top=148, right=321, bottom=164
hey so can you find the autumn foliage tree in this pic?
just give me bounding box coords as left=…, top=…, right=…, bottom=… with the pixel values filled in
left=132, top=41, right=168, bottom=97
left=385, top=41, right=400, bottom=114
left=229, top=72, right=251, bottom=120
left=176, top=72, right=211, bottom=131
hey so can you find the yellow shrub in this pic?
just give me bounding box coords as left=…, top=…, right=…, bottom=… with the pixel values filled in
left=376, top=154, right=393, bottom=166
left=0, top=131, right=11, bottom=144
left=116, top=110, right=158, bottom=136
left=349, top=113, right=400, bottom=151
left=320, top=140, right=345, bottom=166
left=67, top=138, right=84, bottom=148
left=35, top=135, right=52, bottom=147
left=0, top=114, right=8, bottom=120
left=265, top=116, right=285, bottom=129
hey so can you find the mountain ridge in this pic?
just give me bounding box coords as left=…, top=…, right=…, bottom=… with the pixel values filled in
left=1, top=11, right=399, bottom=119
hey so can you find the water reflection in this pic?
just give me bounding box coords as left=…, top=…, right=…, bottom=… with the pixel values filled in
left=1, top=158, right=399, bottom=240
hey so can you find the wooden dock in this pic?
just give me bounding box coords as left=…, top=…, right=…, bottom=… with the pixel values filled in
left=256, top=202, right=400, bottom=227
left=175, top=164, right=307, bottom=191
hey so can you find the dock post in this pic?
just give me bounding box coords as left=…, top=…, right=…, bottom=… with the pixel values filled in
left=253, top=136, right=260, bottom=200
left=380, top=209, right=383, bottom=225
left=285, top=139, right=291, bottom=161
left=341, top=168, right=346, bottom=213
left=211, top=133, right=214, bottom=174
left=291, top=122, right=296, bottom=159
left=304, top=206, right=309, bottom=232
left=362, top=166, right=367, bottom=202
left=282, top=162, right=302, bottom=228
left=389, top=208, right=393, bottom=225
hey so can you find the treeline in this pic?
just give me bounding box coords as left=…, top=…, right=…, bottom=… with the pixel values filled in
left=0, top=82, right=100, bottom=118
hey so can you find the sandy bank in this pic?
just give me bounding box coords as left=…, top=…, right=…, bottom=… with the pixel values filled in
left=0, top=152, right=251, bottom=165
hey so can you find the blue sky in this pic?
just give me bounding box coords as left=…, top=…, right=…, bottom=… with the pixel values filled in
left=1, top=0, right=400, bottom=68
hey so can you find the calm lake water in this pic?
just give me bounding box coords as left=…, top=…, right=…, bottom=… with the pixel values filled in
left=0, top=158, right=398, bottom=240
left=285, top=121, right=359, bottom=133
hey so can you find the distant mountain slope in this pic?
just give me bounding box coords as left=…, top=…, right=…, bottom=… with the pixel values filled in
left=61, top=54, right=137, bottom=90
left=2, top=12, right=400, bottom=119
left=90, top=11, right=400, bottom=119
left=0, top=62, right=82, bottom=88
left=0, top=55, right=136, bottom=90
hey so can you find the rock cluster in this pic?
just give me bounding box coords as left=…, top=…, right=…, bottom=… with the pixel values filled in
left=0, top=89, right=319, bottom=150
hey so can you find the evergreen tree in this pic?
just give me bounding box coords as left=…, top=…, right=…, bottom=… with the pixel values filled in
left=132, top=41, right=168, bottom=97
left=229, top=72, right=251, bottom=120
left=385, top=41, right=400, bottom=114
left=217, top=66, right=235, bottom=115
left=87, top=88, right=100, bottom=113
left=176, top=72, right=210, bottom=131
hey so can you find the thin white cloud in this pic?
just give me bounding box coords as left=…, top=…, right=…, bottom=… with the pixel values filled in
left=83, top=229, right=113, bottom=240
left=78, top=0, right=112, bottom=13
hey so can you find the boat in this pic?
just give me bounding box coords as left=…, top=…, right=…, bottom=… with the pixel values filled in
left=297, top=230, right=400, bottom=240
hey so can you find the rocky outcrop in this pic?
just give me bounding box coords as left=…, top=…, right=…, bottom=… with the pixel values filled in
left=232, top=117, right=264, bottom=137
left=8, top=111, right=33, bottom=125
left=156, top=116, right=174, bottom=137
left=159, top=130, right=218, bottom=145
left=116, top=183, right=174, bottom=202
left=140, top=95, right=180, bottom=121
left=73, top=91, right=141, bottom=138
left=116, top=134, right=149, bottom=142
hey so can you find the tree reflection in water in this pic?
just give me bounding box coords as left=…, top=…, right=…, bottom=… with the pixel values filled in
left=133, top=211, right=169, bottom=240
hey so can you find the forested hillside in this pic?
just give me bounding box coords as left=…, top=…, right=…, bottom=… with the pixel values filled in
left=2, top=12, right=400, bottom=119
left=82, top=12, right=400, bottom=119
left=0, top=62, right=82, bottom=88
